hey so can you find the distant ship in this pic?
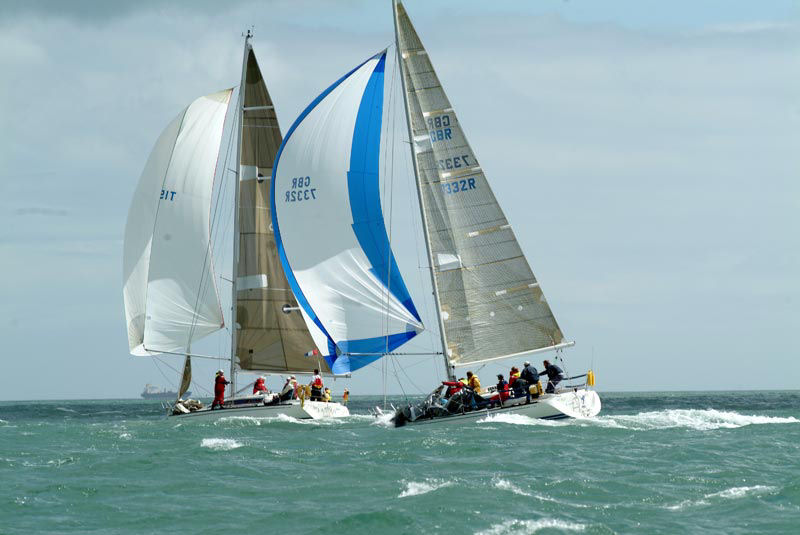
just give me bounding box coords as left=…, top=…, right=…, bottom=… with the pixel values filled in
left=140, top=384, right=190, bottom=400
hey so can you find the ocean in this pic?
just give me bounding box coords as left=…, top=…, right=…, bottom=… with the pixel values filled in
left=1, top=391, right=798, bottom=534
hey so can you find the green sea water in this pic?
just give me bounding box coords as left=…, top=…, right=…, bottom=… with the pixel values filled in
left=1, top=391, right=799, bottom=534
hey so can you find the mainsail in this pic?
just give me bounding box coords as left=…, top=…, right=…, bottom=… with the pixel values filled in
left=234, top=47, right=331, bottom=374
left=123, top=90, right=231, bottom=355
left=394, top=1, right=566, bottom=367
left=271, top=51, right=424, bottom=375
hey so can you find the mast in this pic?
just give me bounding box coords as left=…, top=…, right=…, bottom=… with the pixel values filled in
left=392, top=1, right=454, bottom=381
left=229, top=30, right=251, bottom=397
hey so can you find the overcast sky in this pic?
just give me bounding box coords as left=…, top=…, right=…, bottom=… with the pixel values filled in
left=1, top=0, right=798, bottom=401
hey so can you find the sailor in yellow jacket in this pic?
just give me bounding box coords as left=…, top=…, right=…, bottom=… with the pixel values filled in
left=466, top=371, right=481, bottom=392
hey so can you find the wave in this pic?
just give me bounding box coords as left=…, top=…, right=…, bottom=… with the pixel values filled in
left=666, top=485, right=777, bottom=510
left=212, top=413, right=346, bottom=427
left=371, top=411, right=396, bottom=428
left=706, top=485, right=776, bottom=500
left=595, top=409, right=799, bottom=431
left=398, top=478, right=453, bottom=498
left=477, top=414, right=566, bottom=427
left=492, top=477, right=533, bottom=497
left=476, top=519, right=586, bottom=534
left=200, top=438, right=243, bottom=451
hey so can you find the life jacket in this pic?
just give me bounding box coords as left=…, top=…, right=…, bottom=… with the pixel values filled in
left=253, top=378, right=267, bottom=394
left=496, top=380, right=510, bottom=401
left=468, top=375, right=481, bottom=391
left=442, top=381, right=463, bottom=397
left=312, top=376, right=323, bottom=388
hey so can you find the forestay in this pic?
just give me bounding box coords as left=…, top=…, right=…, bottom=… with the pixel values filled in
left=271, top=51, right=424, bottom=375
left=123, top=90, right=231, bottom=355
left=395, top=1, right=565, bottom=366
left=235, top=48, right=331, bottom=374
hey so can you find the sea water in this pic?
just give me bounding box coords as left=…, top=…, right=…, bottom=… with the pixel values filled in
left=1, top=391, right=798, bottom=534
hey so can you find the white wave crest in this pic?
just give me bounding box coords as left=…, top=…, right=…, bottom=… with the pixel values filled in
left=371, top=411, right=396, bottom=428
left=200, top=438, right=243, bottom=451
left=706, top=485, right=776, bottom=500
left=493, top=477, right=532, bottom=497
left=118, top=433, right=132, bottom=440
left=666, top=485, right=777, bottom=510
left=213, top=413, right=344, bottom=427
left=476, top=519, right=586, bottom=535
left=398, top=478, right=453, bottom=498
left=477, top=413, right=565, bottom=427
left=598, top=409, right=799, bottom=431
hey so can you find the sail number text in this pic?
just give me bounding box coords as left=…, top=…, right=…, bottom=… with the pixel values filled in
left=160, top=189, right=177, bottom=201
left=437, top=154, right=472, bottom=171
left=285, top=176, right=316, bottom=202
left=428, top=114, right=452, bottom=143
left=440, top=177, right=476, bottom=195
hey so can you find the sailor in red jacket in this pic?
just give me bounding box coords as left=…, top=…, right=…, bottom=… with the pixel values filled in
left=212, top=370, right=230, bottom=409
left=253, top=376, right=268, bottom=395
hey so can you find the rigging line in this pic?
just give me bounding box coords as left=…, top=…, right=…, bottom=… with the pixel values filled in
left=151, top=357, right=177, bottom=390
left=388, top=355, right=411, bottom=401
left=380, top=41, right=395, bottom=345
left=185, top=91, right=238, bottom=348
left=186, top=90, right=236, bottom=347
left=141, top=107, right=190, bottom=344
left=203, top=97, right=239, bottom=358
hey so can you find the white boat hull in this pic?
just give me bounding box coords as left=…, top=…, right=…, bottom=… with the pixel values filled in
left=394, top=389, right=601, bottom=427
left=171, top=400, right=350, bottom=421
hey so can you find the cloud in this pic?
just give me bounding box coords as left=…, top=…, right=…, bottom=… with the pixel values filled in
left=0, top=1, right=798, bottom=398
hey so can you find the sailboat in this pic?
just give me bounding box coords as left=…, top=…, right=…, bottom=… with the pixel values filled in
left=122, top=33, right=348, bottom=420
left=270, top=1, right=601, bottom=426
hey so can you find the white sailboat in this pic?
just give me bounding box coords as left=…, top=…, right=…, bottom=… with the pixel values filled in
left=122, top=33, right=348, bottom=420
left=270, top=1, right=601, bottom=426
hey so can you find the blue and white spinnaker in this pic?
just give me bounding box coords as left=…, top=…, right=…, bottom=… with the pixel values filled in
left=271, top=51, right=424, bottom=375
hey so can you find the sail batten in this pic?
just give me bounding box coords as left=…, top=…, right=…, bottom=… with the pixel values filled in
left=395, top=1, right=566, bottom=366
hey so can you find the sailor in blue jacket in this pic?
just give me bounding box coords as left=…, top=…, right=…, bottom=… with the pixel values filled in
left=541, top=360, right=564, bottom=393
left=519, top=361, right=539, bottom=402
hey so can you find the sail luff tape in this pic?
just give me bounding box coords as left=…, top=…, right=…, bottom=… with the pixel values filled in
left=440, top=166, right=481, bottom=179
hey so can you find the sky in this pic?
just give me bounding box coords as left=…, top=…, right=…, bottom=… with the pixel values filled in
left=1, top=0, right=798, bottom=401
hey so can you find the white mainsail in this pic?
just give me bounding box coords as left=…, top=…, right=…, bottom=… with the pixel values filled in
left=123, top=89, right=231, bottom=356
left=271, top=51, right=424, bottom=375
left=394, top=1, right=567, bottom=367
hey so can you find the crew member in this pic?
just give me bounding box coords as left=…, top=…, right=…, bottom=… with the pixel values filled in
left=519, top=361, right=540, bottom=403
left=541, top=359, right=565, bottom=393
left=466, top=371, right=481, bottom=392
left=323, top=387, right=332, bottom=402
left=309, top=369, right=324, bottom=401
left=508, top=366, right=521, bottom=396
left=442, top=380, right=463, bottom=398
left=212, top=370, right=230, bottom=409
left=342, top=388, right=350, bottom=406
left=253, top=376, right=268, bottom=395
left=279, top=376, right=295, bottom=401
left=495, top=374, right=509, bottom=405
